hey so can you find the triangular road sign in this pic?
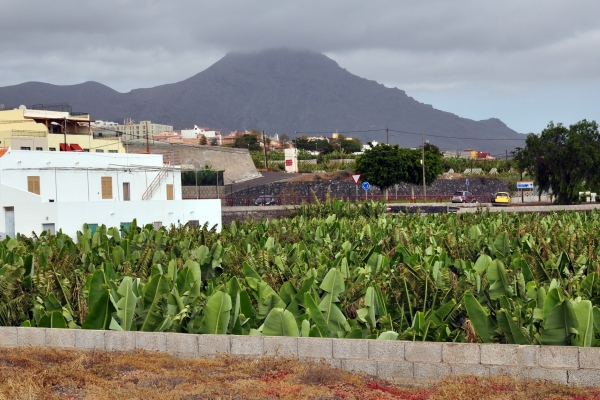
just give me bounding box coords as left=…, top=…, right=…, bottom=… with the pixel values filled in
left=351, top=174, right=361, bottom=185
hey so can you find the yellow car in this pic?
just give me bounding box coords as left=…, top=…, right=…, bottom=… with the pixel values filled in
left=493, top=192, right=511, bottom=206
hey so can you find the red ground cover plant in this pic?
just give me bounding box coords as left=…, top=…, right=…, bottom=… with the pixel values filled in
left=0, top=348, right=598, bottom=399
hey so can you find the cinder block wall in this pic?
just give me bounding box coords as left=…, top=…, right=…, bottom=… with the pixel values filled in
left=1, top=327, right=599, bottom=386
left=182, top=186, right=226, bottom=199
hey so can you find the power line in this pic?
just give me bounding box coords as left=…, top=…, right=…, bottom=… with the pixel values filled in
left=388, top=129, right=526, bottom=141
left=294, top=127, right=526, bottom=142
left=294, top=129, right=385, bottom=135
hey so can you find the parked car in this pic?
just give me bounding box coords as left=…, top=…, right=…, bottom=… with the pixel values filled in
left=254, top=195, right=276, bottom=206
left=451, top=191, right=476, bottom=203
left=493, top=192, right=511, bottom=206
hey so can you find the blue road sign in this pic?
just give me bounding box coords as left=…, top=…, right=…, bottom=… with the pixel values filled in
left=362, top=182, right=370, bottom=191
left=466, top=178, right=470, bottom=186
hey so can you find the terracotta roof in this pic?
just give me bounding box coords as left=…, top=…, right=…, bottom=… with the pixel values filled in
left=0, top=147, right=8, bottom=158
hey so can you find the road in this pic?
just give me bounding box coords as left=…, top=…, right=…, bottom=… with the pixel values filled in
left=225, top=172, right=302, bottom=195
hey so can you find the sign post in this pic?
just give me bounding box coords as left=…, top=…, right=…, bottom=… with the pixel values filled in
left=362, top=181, right=370, bottom=200
left=466, top=178, right=470, bottom=191
left=517, top=181, right=533, bottom=204
left=351, top=174, right=361, bottom=201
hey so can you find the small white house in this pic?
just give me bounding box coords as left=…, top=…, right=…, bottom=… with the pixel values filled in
left=181, top=125, right=221, bottom=144
left=0, top=148, right=221, bottom=240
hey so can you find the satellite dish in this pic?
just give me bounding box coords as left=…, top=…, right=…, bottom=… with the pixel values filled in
left=18, top=105, right=26, bottom=110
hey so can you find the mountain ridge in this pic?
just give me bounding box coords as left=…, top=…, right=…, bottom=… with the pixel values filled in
left=0, top=48, right=525, bottom=152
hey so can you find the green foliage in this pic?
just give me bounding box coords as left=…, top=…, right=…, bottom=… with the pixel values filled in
left=181, top=165, right=224, bottom=186
left=235, top=132, right=262, bottom=151
left=5, top=209, right=600, bottom=346
left=355, top=144, right=443, bottom=195
left=512, top=120, right=600, bottom=204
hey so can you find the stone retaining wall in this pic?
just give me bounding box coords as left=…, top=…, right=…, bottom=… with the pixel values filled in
left=2, top=327, right=599, bottom=386
left=229, top=178, right=508, bottom=198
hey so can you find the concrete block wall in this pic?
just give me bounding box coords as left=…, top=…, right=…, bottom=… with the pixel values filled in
left=182, top=186, right=226, bottom=199
left=2, top=327, right=600, bottom=386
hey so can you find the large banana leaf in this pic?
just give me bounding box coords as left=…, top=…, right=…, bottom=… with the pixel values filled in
left=464, top=291, right=497, bottom=343
left=116, top=277, right=137, bottom=331
left=318, top=293, right=350, bottom=334
left=82, top=289, right=116, bottom=330
left=138, top=274, right=170, bottom=332
left=303, top=292, right=331, bottom=337
left=540, top=288, right=578, bottom=345
left=571, top=300, right=594, bottom=347
left=320, top=268, right=345, bottom=296
left=496, top=309, right=531, bottom=345
left=493, top=232, right=511, bottom=258
left=38, top=311, right=68, bottom=329
left=262, top=308, right=299, bottom=337
left=487, top=260, right=513, bottom=300
left=201, top=291, right=232, bottom=335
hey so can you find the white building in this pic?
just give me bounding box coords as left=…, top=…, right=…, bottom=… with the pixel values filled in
left=111, top=120, right=174, bottom=142
left=361, top=141, right=379, bottom=151
left=181, top=126, right=221, bottom=144
left=0, top=148, right=221, bottom=240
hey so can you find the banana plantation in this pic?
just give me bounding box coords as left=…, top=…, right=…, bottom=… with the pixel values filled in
left=2, top=199, right=600, bottom=346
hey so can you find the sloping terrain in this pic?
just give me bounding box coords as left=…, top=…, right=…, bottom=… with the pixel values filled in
left=0, top=49, right=525, bottom=152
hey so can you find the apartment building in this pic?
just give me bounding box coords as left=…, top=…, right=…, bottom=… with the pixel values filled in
left=111, top=120, right=173, bottom=142
left=0, top=106, right=124, bottom=153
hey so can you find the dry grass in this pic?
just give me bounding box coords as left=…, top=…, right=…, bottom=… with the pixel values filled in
left=0, top=348, right=598, bottom=399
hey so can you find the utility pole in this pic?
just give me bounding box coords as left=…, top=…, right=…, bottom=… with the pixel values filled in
left=263, top=130, right=268, bottom=169
left=386, top=127, right=389, bottom=145
left=145, top=121, right=150, bottom=153
left=421, top=129, right=426, bottom=198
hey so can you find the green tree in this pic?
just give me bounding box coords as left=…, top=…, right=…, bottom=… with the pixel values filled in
left=356, top=143, right=443, bottom=198
left=513, top=120, right=600, bottom=205
left=341, top=138, right=361, bottom=153
left=396, top=144, right=443, bottom=195
left=199, top=134, right=208, bottom=146
left=234, top=133, right=261, bottom=151
left=355, top=144, right=405, bottom=198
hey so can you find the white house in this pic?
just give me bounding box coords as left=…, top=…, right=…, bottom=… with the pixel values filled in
left=0, top=148, right=221, bottom=240
left=181, top=125, right=221, bottom=144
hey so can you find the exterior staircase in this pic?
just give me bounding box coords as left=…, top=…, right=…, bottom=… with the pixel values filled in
left=142, top=164, right=171, bottom=200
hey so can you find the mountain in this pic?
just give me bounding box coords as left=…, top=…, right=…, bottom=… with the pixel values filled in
left=0, top=48, right=525, bottom=153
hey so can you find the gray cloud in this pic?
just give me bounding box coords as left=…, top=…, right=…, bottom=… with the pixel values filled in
left=1, top=0, right=599, bottom=132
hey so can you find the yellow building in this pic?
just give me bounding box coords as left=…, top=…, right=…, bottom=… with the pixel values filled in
left=0, top=108, right=124, bottom=153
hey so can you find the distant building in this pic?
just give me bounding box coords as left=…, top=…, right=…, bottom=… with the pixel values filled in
left=0, top=106, right=124, bottom=153
left=181, top=125, right=221, bottom=145
left=460, top=149, right=494, bottom=159
left=112, top=120, right=173, bottom=142
left=362, top=141, right=379, bottom=152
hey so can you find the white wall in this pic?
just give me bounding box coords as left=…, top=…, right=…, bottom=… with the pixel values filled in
left=2, top=197, right=221, bottom=239
left=0, top=150, right=181, bottom=202
left=0, top=150, right=211, bottom=240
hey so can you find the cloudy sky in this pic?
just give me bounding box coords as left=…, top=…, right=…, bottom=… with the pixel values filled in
left=1, top=0, right=599, bottom=133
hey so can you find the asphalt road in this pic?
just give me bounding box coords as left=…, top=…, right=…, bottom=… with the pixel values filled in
left=226, top=172, right=302, bottom=195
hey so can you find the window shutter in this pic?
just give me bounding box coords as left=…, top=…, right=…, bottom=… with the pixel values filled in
left=27, top=176, right=40, bottom=195
left=101, top=177, right=113, bottom=199
left=167, top=184, right=174, bottom=200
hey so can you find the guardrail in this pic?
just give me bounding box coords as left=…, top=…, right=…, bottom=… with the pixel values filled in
left=224, top=194, right=494, bottom=207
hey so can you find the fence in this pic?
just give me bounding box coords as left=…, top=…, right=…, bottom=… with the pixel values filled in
left=224, top=193, right=494, bottom=207
left=1, top=327, right=599, bottom=385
